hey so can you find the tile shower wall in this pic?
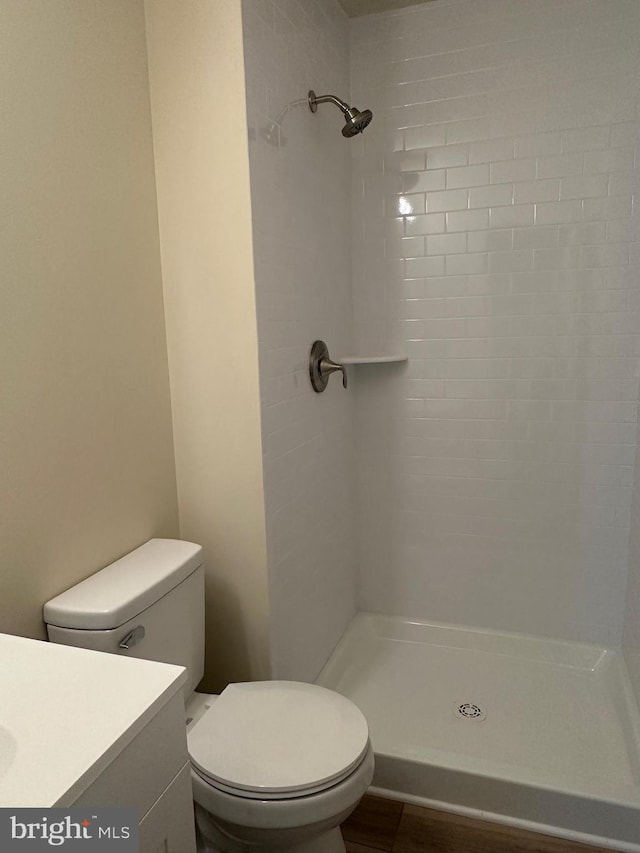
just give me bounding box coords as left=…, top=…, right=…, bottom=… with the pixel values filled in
left=241, top=0, right=357, bottom=680
left=352, top=0, right=640, bottom=644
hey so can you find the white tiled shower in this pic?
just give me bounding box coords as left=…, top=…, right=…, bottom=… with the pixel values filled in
left=351, top=0, right=640, bottom=648
left=241, top=0, right=640, bottom=847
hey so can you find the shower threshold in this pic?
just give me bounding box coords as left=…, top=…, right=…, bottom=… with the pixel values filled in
left=317, top=612, right=640, bottom=851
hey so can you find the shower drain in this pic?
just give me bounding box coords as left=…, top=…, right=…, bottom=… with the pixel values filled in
left=453, top=702, right=486, bottom=721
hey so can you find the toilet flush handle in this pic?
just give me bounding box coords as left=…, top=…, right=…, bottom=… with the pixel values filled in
left=119, top=625, right=145, bottom=650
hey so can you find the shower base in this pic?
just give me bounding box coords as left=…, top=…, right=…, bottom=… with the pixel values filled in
left=317, top=612, right=640, bottom=851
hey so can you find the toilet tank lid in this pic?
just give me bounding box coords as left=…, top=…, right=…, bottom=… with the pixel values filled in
left=43, top=539, right=204, bottom=630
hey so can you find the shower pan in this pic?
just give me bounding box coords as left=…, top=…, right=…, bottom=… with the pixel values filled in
left=318, top=613, right=640, bottom=851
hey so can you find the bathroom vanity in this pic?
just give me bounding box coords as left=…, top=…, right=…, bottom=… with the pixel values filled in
left=0, top=632, right=196, bottom=852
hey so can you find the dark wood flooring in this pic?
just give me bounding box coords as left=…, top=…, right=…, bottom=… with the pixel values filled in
left=341, top=795, right=622, bottom=853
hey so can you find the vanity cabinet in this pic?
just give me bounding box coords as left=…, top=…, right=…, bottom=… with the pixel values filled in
left=72, top=692, right=196, bottom=853
left=0, top=633, right=196, bottom=853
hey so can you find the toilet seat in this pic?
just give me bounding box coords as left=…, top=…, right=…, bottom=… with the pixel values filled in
left=187, top=682, right=369, bottom=800
left=190, top=760, right=367, bottom=800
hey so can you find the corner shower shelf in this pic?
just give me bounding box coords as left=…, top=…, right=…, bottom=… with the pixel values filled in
left=339, top=354, right=408, bottom=365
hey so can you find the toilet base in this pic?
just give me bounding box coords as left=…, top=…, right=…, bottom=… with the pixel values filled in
left=195, top=805, right=346, bottom=853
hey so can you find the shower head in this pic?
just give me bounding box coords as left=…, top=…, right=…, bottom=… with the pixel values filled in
left=342, top=106, right=373, bottom=138
left=308, top=90, right=373, bottom=138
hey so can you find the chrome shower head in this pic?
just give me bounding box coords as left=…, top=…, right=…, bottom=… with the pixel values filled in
left=308, top=90, right=373, bottom=138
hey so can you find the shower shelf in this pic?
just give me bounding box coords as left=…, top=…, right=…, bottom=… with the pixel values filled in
left=339, top=354, right=408, bottom=365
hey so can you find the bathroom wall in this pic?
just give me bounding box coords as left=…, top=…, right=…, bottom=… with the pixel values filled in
left=241, top=0, right=358, bottom=680
left=0, top=0, right=179, bottom=639
left=352, top=0, right=640, bottom=645
left=145, top=0, right=271, bottom=690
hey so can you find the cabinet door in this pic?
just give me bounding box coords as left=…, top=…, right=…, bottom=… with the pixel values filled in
left=139, top=763, right=196, bottom=853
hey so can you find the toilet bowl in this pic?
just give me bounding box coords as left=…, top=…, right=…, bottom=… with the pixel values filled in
left=43, top=539, right=374, bottom=853
left=185, top=685, right=374, bottom=852
left=192, top=751, right=374, bottom=853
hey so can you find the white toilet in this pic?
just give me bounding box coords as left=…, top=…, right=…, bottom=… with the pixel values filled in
left=43, top=539, right=374, bottom=853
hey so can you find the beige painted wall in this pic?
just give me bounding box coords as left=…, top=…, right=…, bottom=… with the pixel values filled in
left=0, top=0, right=179, bottom=639
left=144, top=0, right=271, bottom=690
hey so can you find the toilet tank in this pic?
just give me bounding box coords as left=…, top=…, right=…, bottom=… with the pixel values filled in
left=43, top=539, right=205, bottom=696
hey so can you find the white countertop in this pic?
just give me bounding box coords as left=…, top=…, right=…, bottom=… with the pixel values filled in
left=0, top=633, right=186, bottom=807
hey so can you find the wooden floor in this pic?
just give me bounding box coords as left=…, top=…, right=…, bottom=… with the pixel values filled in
left=341, top=795, right=620, bottom=853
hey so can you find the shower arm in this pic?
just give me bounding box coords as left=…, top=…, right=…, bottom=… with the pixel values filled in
left=308, top=93, right=350, bottom=115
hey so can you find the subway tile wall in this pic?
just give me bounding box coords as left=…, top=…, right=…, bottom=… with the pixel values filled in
left=351, top=0, right=640, bottom=644
left=241, top=0, right=357, bottom=680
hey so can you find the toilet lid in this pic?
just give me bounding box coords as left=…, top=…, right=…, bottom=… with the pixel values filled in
left=187, top=681, right=369, bottom=798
